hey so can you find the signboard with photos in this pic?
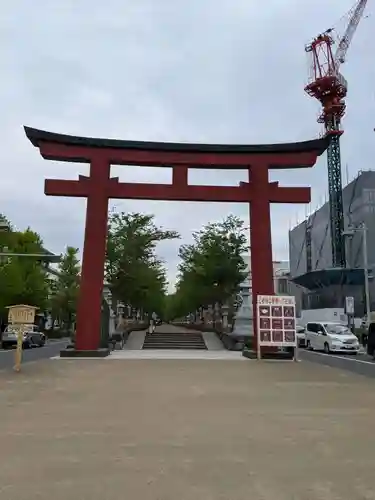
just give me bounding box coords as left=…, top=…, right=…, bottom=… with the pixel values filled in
left=257, top=295, right=297, bottom=347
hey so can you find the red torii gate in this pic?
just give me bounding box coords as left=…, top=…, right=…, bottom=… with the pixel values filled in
left=24, top=127, right=330, bottom=356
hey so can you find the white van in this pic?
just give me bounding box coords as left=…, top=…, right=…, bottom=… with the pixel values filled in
left=305, top=322, right=359, bottom=354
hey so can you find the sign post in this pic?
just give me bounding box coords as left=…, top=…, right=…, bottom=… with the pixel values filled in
left=6, top=305, right=37, bottom=372
left=256, top=295, right=297, bottom=360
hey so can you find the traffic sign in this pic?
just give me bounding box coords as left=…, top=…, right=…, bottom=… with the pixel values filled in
left=345, top=296, right=354, bottom=316
left=6, top=304, right=38, bottom=373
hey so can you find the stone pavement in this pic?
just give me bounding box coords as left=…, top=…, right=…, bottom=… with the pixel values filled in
left=201, top=330, right=225, bottom=350
left=124, top=329, right=146, bottom=350
left=1, top=357, right=375, bottom=499
left=109, top=349, right=242, bottom=360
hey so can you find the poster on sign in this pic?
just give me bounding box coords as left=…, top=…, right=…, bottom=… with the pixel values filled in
left=257, top=295, right=297, bottom=348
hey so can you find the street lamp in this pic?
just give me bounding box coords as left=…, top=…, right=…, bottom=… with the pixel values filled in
left=342, top=223, right=371, bottom=325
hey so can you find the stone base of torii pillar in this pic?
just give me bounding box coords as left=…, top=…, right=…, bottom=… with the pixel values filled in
left=60, top=348, right=110, bottom=358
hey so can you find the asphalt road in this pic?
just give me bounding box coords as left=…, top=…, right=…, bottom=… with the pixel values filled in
left=0, top=340, right=68, bottom=371
left=299, top=348, right=375, bottom=378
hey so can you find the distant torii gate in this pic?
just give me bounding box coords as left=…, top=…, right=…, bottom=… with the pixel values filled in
left=25, top=127, right=330, bottom=356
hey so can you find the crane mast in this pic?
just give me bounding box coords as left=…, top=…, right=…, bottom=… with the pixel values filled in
left=304, top=0, right=368, bottom=269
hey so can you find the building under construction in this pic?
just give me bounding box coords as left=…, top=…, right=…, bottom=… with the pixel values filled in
left=289, top=170, right=375, bottom=317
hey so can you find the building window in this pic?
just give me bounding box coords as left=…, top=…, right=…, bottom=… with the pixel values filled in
left=363, top=188, right=375, bottom=204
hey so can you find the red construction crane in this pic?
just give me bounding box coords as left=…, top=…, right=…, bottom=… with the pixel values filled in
left=304, top=0, right=368, bottom=269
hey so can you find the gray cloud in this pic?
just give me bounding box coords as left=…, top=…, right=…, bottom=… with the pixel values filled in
left=1, top=0, right=374, bottom=288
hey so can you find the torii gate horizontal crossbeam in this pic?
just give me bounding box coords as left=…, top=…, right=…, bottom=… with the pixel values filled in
left=44, top=178, right=311, bottom=204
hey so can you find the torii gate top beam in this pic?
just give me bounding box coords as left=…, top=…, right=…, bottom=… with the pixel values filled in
left=24, top=126, right=330, bottom=169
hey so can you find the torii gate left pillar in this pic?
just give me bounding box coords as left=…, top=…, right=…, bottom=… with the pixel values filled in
left=24, top=127, right=330, bottom=357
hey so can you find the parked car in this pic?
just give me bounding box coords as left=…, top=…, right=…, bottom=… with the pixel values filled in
left=1, top=325, right=46, bottom=349
left=296, top=325, right=306, bottom=348
left=305, top=322, right=359, bottom=354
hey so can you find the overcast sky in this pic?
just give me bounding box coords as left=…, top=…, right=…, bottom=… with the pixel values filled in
left=1, top=0, right=374, bottom=288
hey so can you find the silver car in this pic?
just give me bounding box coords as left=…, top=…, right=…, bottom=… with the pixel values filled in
left=1, top=325, right=46, bottom=349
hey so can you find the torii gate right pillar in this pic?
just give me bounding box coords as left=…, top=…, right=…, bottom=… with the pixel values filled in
left=243, top=161, right=305, bottom=353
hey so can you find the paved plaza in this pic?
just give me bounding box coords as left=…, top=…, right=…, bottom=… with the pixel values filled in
left=1, top=356, right=375, bottom=499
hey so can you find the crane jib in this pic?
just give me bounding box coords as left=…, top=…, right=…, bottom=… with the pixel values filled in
left=334, top=0, right=368, bottom=68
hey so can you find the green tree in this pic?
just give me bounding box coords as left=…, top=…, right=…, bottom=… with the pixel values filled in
left=133, top=261, right=168, bottom=316
left=105, top=212, right=179, bottom=316
left=49, top=246, right=80, bottom=331
left=0, top=226, right=50, bottom=321
left=171, top=215, right=248, bottom=319
left=163, top=290, right=195, bottom=322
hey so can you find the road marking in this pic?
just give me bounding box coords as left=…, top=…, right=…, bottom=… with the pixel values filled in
left=305, top=350, right=375, bottom=365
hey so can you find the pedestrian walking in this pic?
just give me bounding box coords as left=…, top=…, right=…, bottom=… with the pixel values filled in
left=362, top=330, right=368, bottom=348
left=151, top=311, right=157, bottom=333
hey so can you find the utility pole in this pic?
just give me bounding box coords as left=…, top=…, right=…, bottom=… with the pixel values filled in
left=343, top=223, right=371, bottom=325
left=362, top=223, right=371, bottom=325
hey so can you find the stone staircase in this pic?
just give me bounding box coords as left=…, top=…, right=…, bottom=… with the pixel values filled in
left=142, top=329, right=207, bottom=350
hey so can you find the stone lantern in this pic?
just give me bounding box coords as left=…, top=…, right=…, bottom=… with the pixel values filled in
left=232, top=275, right=253, bottom=343
left=222, top=303, right=230, bottom=330
left=103, top=287, right=116, bottom=339
left=117, top=302, right=125, bottom=325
